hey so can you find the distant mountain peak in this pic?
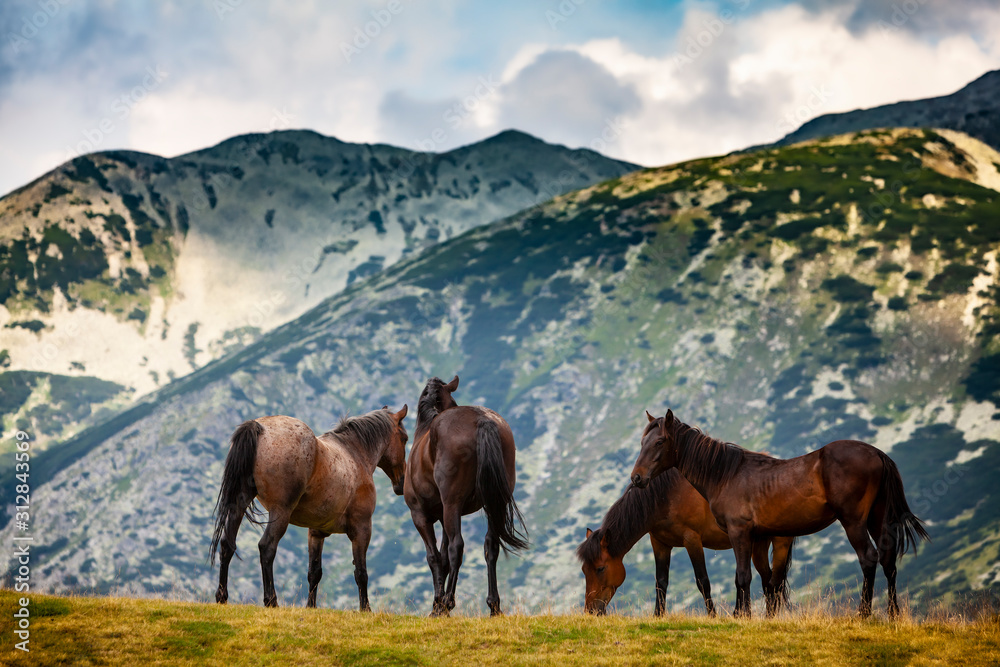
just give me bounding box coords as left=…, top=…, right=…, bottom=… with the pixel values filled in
left=775, top=68, right=1000, bottom=152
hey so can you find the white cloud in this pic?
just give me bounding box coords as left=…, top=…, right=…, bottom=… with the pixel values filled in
left=494, top=3, right=1000, bottom=167
left=1, top=0, right=999, bottom=196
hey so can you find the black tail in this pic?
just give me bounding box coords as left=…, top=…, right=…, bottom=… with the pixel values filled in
left=476, top=418, right=529, bottom=554
left=877, top=451, right=931, bottom=556
left=210, top=420, right=265, bottom=565
left=774, top=537, right=795, bottom=607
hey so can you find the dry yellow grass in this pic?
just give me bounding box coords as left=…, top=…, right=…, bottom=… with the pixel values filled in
left=1, top=590, right=998, bottom=666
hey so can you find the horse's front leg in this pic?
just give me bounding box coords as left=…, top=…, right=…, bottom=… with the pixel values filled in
left=650, top=538, right=672, bottom=617
left=729, top=526, right=754, bottom=619
left=410, top=508, right=448, bottom=616
left=348, top=521, right=373, bottom=612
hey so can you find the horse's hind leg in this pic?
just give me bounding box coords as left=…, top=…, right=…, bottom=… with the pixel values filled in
left=307, top=530, right=326, bottom=608
left=843, top=518, right=878, bottom=619
left=768, top=537, right=794, bottom=615
left=348, top=521, right=373, bottom=612
left=441, top=503, right=465, bottom=613
left=869, top=509, right=899, bottom=618
left=484, top=526, right=502, bottom=616
left=258, top=509, right=291, bottom=608
left=216, top=510, right=245, bottom=604
left=684, top=538, right=715, bottom=617
left=751, top=540, right=776, bottom=617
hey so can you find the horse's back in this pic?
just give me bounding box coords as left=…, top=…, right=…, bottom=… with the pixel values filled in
left=433, top=405, right=511, bottom=441
left=429, top=405, right=515, bottom=514
left=253, top=415, right=318, bottom=508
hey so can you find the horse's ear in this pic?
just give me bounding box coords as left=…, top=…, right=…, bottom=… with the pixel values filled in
left=395, top=404, right=408, bottom=421
left=599, top=532, right=608, bottom=548
left=661, top=410, right=673, bottom=436
left=445, top=375, right=459, bottom=392
left=645, top=410, right=655, bottom=423
left=586, top=528, right=593, bottom=539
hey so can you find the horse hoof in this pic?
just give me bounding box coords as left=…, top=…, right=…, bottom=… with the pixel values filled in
left=430, top=608, right=449, bottom=618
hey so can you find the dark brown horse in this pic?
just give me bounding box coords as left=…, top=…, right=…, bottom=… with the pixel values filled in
left=577, top=468, right=795, bottom=616
left=404, top=376, right=528, bottom=616
left=630, top=410, right=929, bottom=618
left=210, top=406, right=408, bottom=609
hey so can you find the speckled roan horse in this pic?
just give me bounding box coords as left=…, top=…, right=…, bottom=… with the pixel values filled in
left=210, top=406, right=408, bottom=609
left=576, top=468, right=795, bottom=617
left=630, top=410, right=929, bottom=618
left=404, top=376, right=528, bottom=616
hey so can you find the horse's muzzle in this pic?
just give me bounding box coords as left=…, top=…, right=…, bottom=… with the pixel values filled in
left=631, top=473, right=649, bottom=489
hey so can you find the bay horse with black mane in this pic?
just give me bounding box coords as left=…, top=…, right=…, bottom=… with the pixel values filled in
left=630, top=410, right=929, bottom=618
left=404, top=376, right=528, bottom=616
left=210, top=406, right=408, bottom=610
left=577, top=468, right=796, bottom=616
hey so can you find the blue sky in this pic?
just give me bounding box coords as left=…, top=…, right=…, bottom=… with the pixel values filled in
left=1, top=0, right=998, bottom=196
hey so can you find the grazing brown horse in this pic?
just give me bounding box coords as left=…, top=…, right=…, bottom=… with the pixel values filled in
left=210, top=406, right=408, bottom=610
left=404, top=376, right=528, bottom=616
left=577, top=469, right=795, bottom=616
left=630, top=410, right=929, bottom=618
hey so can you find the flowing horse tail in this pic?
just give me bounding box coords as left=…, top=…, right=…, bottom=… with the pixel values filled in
left=476, top=417, right=529, bottom=554
left=876, top=450, right=930, bottom=555
left=210, top=419, right=266, bottom=565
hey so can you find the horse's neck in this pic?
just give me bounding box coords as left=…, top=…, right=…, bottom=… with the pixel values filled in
left=674, top=429, right=732, bottom=502
left=320, top=432, right=380, bottom=474
left=603, top=495, right=656, bottom=555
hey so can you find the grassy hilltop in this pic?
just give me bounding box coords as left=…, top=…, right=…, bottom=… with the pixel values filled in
left=1, top=591, right=998, bottom=666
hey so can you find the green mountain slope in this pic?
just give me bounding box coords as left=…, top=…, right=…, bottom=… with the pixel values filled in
left=0, top=129, right=636, bottom=447
left=3, top=128, right=998, bottom=614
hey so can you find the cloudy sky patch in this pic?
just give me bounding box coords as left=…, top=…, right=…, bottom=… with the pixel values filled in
left=1, top=0, right=998, bottom=195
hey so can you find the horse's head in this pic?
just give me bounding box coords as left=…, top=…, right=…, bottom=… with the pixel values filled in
left=577, top=528, right=626, bottom=615
left=379, top=404, right=408, bottom=495
left=631, top=409, right=677, bottom=489
left=417, top=375, right=459, bottom=432
left=421, top=375, right=459, bottom=411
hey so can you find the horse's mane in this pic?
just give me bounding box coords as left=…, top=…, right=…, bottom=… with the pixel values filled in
left=671, top=417, right=746, bottom=489
left=576, top=471, right=677, bottom=563
left=326, top=409, right=396, bottom=459
left=417, top=377, right=446, bottom=429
